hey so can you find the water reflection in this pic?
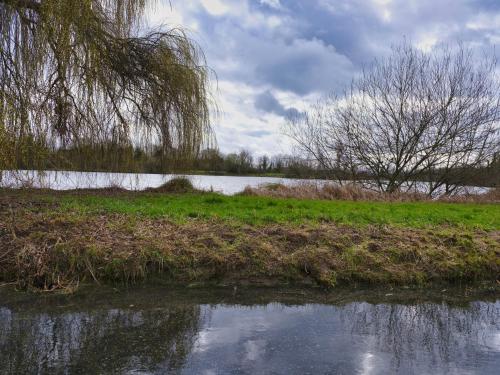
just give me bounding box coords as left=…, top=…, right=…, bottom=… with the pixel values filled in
left=0, top=170, right=325, bottom=195
left=0, top=289, right=498, bottom=374
left=0, top=305, right=201, bottom=374
left=1, top=170, right=489, bottom=195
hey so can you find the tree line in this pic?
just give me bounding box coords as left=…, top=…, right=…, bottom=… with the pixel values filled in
left=16, top=140, right=498, bottom=186
left=22, top=143, right=323, bottom=178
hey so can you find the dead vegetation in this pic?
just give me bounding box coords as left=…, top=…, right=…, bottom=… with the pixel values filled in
left=438, top=187, right=500, bottom=203
left=0, top=197, right=498, bottom=292
left=242, top=183, right=500, bottom=203
left=145, top=177, right=197, bottom=194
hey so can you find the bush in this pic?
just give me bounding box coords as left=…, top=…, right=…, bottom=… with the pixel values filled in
left=148, top=177, right=196, bottom=193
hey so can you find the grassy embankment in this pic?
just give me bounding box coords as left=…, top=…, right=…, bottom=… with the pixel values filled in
left=1, top=180, right=499, bottom=291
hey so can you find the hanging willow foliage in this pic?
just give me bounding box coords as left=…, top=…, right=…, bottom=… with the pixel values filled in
left=0, top=0, right=214, bottom=173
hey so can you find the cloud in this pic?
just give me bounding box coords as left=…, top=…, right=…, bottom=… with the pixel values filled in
left=260, top=0, right=282, bottom=10
left=200, top=0, right=230, bottom=16
left=147, top=0, right=500, bottom=155
left=253, top=38, right=354, bottom=95
left=243, top=130, right=273, bottom=138
left=211, top=81, right=293, bottom=155
left=254, top=91, right=301, bottom=118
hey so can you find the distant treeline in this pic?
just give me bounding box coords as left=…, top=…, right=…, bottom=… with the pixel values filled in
left=15, top=142, right=500, bottom=187
left=26, top=143, right=325, bottom=178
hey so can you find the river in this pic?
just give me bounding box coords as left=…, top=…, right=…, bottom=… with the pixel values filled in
left=0, top=287, right=498, bottom=374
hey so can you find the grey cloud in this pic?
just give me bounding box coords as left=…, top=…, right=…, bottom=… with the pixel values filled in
left=193, top=3, right=355, bottom=95
left=171, top=0, right=500, bottom=154
left=243, top=129, right=273, bottom=138
left=275, top=0, right=500, bottom=65
left=191, top=0, right=500, bottom=96
left=254, top=91, right=301, bottom=118
left=253, top=38, right=354, bottom=95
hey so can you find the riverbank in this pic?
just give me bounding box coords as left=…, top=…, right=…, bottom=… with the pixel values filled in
left=1, top=188, right=498, bottom=291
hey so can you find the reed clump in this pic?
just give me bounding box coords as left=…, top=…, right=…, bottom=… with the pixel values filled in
left=242, top=183, right=427, bottom=201
left=242, top=183, right=499, bottom=203
left=146, top=177, right=197, bottom=193
left=438, top=188, right=500, bottom=203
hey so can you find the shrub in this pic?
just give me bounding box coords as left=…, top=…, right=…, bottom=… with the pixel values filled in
left=148, top=177, right=196, bottom=193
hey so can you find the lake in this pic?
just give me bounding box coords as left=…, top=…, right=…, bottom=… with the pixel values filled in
left=0, top=170, right=490, bottom=195
left=0, top=287, right=498, bottom=374
left=0, top=170, right=326, bottom=195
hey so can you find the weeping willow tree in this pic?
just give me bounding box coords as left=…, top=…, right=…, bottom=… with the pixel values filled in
left=0, top=0, right=213, bottom=176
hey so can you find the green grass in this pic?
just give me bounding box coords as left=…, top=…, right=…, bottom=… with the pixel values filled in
left=59, top=192, right=500, bottom=230
left=3, top=190, right=499, bottom=290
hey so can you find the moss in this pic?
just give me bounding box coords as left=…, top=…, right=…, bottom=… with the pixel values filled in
left=317, top=270, right=338, bottom=288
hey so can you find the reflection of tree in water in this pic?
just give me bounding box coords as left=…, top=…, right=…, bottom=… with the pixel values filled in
left=0, top=305, right=202, bottom=374
left=0, top=295, right=499, bottom=374
left=340, top=302, right=500, bottom=370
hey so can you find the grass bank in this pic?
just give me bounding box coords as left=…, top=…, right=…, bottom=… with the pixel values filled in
left=61, top=191, right=499, bottom=229
left=1, top=188, right=499, bottom=291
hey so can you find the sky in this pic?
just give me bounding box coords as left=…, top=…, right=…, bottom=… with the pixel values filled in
left=148, top=0, right=500, bottom=156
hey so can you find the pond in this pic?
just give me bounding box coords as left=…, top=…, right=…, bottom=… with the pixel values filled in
left=0, top=170, right=326, bottom=195
left=0, top=287, right=498, bottom=374
left=0, top=170, right=490, bottom=195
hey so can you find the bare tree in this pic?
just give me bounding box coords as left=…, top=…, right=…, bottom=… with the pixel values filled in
left=257, top=155, right=270, bottom=172
left=287, top=43, right=500, bottom=196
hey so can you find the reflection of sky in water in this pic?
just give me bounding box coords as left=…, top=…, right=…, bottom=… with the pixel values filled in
left=1, top=170, right=490, bottom=195
left=0, top=299, right=498, bottom=374
left=184, top=304, right=382, bottom=374
left=182, top=302, right=500, bottom=374
left=0, top=170, right=332, bottom=195
left=487, top=332, right=500, bottom=351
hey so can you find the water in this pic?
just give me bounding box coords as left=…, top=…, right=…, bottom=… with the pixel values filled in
left=0, top=170, right=490, bottom=195
left=0, top=170, right=327, bottom=195
left=0, top=287, right=498, bottom=374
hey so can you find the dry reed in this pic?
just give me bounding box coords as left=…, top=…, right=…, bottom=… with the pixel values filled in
left=242, top=183, right=499, bottom=203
